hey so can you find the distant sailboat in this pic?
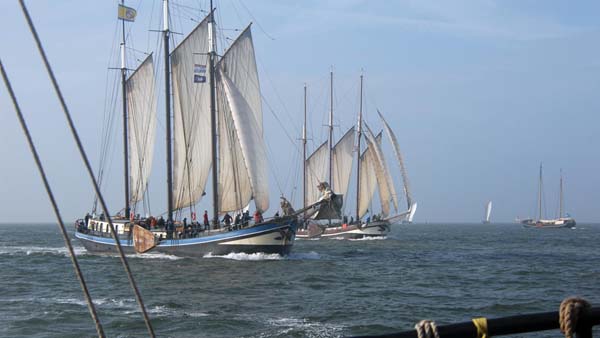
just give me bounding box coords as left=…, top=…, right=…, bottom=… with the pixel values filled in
left=75, top=1, right=298, bottom=256
left=296, top=74, right=416, bottom=239
left=520, top=165, right=575, bottom=229
left=482, top=201, right=492, bottom=224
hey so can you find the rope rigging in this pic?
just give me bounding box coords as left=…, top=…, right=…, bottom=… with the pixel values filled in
left=17, top=1, right=156, bottom=336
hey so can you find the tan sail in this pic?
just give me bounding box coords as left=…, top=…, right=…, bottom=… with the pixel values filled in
left=332, top=127, right=355, bottom=198
left=126, top=54, right=157, bottom=205
left=305, top=141, right=328, bottom=207
left=171, top=15, right=212, bottom=210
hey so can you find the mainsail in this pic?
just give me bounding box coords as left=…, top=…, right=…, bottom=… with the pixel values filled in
left=171, top=16, right=212, bottom=210
left=126, top=54, right=157, bottom=204
left=357, top=134, right=381, bottom=219
left=364, top=124, right=398, bottom=217
left=217, top=27, right=269, bottom=213
left=378, top=110, right=412, bottom=210
left=305, top=141, right=328, bottom=207
left=331, top=127, right=355, bottom=199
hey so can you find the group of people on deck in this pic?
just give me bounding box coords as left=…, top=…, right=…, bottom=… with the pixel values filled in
left=78, top=208, right=273, bottom=240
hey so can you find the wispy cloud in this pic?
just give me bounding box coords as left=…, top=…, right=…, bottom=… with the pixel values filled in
left=271, top=0, right=594, bottom=41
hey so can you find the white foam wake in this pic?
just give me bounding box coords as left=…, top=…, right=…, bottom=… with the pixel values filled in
left=203, top=252, right=283, bottom=261
left=349, top=236, right=387, bottom=241
left=0, top=245, right=87, bottom=257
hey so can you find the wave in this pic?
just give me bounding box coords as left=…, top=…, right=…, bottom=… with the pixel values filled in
left=0, top=245, right=87, bottom=257
left=204, top=252, right=284, bottom=261
left=265, top=317, right=344, bottom=337
left=204, top=251, right=321, bottom=261
left=349, top=236, right=387, bottom=241
left=131, top=252, right=183, bottom=260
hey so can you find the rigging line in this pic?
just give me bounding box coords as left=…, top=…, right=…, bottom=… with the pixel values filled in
left=1, top=60, right=106, bottom=338
left=235, top=0, right=275, bottom=40
left=18, top=2, right=156, bottom=337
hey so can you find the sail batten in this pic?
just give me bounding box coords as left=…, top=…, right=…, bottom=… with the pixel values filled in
left=378, top=110, right=412, bottom=210
left=332, top=127, right=355, bottom=199
left=127, top=54, right=157, bottom=205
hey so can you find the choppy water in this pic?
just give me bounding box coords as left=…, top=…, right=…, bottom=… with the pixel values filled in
left=0, top=223, right=598, bottom=338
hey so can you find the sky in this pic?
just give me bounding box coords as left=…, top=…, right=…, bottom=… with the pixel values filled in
left=1, top=0, right=599, bottom=223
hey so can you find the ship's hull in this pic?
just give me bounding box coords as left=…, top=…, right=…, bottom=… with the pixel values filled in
left=296, top=221, right=390, bottom=239
left=75, top=220, right=297, bottom=256
left=521, top=218, right=576, bottom=229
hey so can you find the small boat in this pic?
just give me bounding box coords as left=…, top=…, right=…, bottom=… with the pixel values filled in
left=75, top=2, right=297, bottom=256
left=520, top=165, right=576, bottom=229
left=296, top=74, right=415, bottom=239
left=482, top=201, right=492, bottom=224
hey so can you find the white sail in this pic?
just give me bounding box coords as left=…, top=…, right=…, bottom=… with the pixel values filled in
left=216, top=26, right=269, bottom=213
left=358, top=134, right=381, bottom=219
left=305, top=141, right=328, bottom=207
left=218, top=70, right=270, bottom=212
left=378, top=110, right=412, bottom=210
left=331, top=127, right=355, bottom=197
left=485, top=201, right=492, bottom=222
left=171, top=16, right=212, bottom=210
left=126, top=54, right=157, bottom=204
left=364, top=124, right=398, bottom=217
left=217, top=83, right=252, bottom=212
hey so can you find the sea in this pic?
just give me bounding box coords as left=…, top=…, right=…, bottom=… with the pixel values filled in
left=0, top=223, right=598, bottom=338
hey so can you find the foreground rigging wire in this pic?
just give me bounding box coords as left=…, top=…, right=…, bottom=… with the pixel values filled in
left=17, top=1, right=156, bottom=337
left=0, top=61, right=106, bottom=338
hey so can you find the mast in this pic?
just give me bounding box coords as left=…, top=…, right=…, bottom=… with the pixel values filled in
left=209, top=0, right=219, bottom=225
left=303, top=84, right=307, bottom=211
left=559, top=169, right=563, bottom=218
left=328, top=69, right=334, bottom=188
left=121, top=0, right=130, bottom=219
left=163, top=0, right=174, bottom=222
left=538, top=163, right=542, bottom=221
left=355, top=73, right=363, bottom=221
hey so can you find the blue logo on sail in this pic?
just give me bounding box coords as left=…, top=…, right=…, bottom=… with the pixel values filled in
left=194, top=64, right=206, bottom=83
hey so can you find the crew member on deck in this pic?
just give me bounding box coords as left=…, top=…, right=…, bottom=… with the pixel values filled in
left=203, top=210, right=209, bottom=230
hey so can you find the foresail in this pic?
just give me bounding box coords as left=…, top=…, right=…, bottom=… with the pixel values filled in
left=219, top=70, right=270, bottom=212
left=332, top=127, right=355, bottom=198
left=378, top=110, right=412, bottom=210
left=217, top=26, right=269, bottom=212
left=219, top=25, right=262, bottom=131
left=305, top=141, right=328, bottom=207
left=171, top=16, right=212, bottom=210
left=216, top=75, right=252, bottom=212
left=364, top=124, right=398, bottom=217
left=126, top=54, right=157, bottom=204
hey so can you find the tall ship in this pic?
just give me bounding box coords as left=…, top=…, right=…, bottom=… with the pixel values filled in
left=75, top=1, right=298, bottom=256
left=482, top=201, right=492, bottom=224
left=520, top=164, right=576, bottom=228
left=296, top=73, right=416, bottom=239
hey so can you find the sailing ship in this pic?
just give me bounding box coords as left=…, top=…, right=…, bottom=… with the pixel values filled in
left=520, top=164, right=576, bottom=228
left=296, top=73, right=416, bottom=239
left=75, top=1, right=299, bottom=256
left=482, top=201, right=492, bottom=224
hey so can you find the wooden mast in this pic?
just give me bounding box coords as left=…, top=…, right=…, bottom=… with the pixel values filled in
left=121, top=0, right=130, bottom=219
left=163, top=0, right=174, bottom=222
left=355, top=73, right=363, bottom=221
left=208, top=0, right=219, bottom=226
left=303, top=84, right=307, bottom=211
